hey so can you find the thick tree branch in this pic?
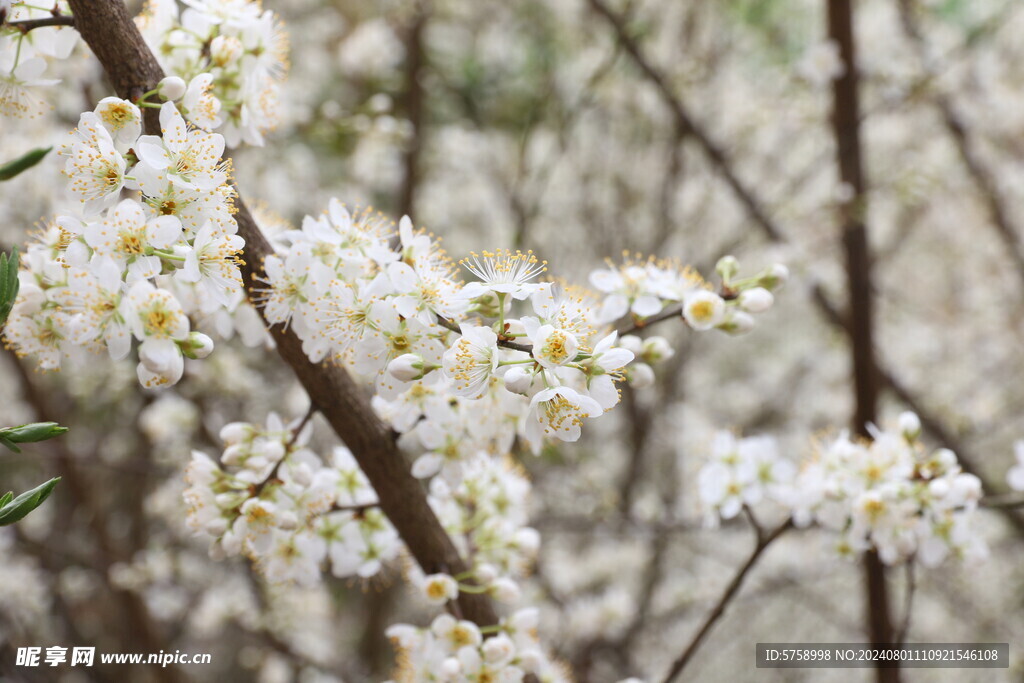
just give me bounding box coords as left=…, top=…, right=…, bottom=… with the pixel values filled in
left=827, top=3, right=898, bottom=679
left=67, top=0, right=498, bottom=628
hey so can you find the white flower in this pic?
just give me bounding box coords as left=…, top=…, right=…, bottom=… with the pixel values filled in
left=176, top=221, right=244, bottom=305
left=593, top=264, right=663, bottom=325
left=522, top=317, right=578, bottom=369
left=524, top=387, right=603, bottom=453
left=421, top=573, right=459, bottom=605
left=0, top=57, right=59, bottom=119
left=682, top=290, right=726, bottom=331
left=431, top=614, right=482, bottom=651
left=581, top=331, right=634, bottom=410
left=61, top=112, right=127, bottom=215
left=93, top=97, right=142, bottom=147
left=460, top=249, right=547, bottom=300
left=182, top=73, right=223, bottom=130
left=128, top=280, right=189, bottom=388
left=84, top=199, right=182, bottom=281
left=442, top=324, right=499, bottom=398
left=135, top=102, right=228, bottom=191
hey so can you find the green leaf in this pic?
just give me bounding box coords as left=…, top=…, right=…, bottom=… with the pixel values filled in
left=0, top=147, right=51, bottom=181
left=0, top=422, right=69, bottom=447
left=0, top=477, right=60, bottom=526
left=0, top=492, right=12, bottom=507
left=0, top=436, right=19, bottom=454
left=0, top=247, right=19, bottom=326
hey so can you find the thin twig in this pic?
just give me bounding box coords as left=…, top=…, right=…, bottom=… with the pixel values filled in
left=586, top=0, right=784, bottom=243
left=253, top=404, right=318, bottom=495
left=660, top=515, right=792, bottom=683
left=895, top=560, right=915, bottom=646
left=5, top=15, right=75, bottom=32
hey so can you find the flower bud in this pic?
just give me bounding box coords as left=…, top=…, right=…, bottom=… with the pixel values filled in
left=440, top=658, right=461, bottom=677
left=738, top=287, right=774, bottom=313
left=716, top=254, right=739, bottom=282
left=490, top=577, right=521, bottom=604
left=387, top=353, right=425, bottom=382
left=718, top=311, right=756, bottom=336
left=158, top=76, right=187, bottom=101
left=182, top=331, right=215, bottom=359
left=503, top=366, right=533, bottom=395
left=514, top=527, right=541, bottom=556
left=898, top=411, right=921, bottom=441
left=641, top=336, right=674, bottom=364
left=475, top=563, right=498, bottom=584
left=278, top=510, right=298, bottom=531
left=928, top=478, right=950, bottom=499
left=618, top=334, right=643, bottom=355
left=758, top=263, right=789, bottom=291
left=220, top=422, right=253, bottom=445
left=204, top=517, right=228, bottom=536
left=628, top=362, right=655, bottom=388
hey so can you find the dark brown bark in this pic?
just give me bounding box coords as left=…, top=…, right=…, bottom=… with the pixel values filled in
left=66, top=0, right=497, bottom=627
left=827, top=2, right=898, bottom=681
left=397, top=1, right=429, bottom=219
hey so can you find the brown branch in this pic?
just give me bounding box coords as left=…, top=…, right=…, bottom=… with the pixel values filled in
left=828, top=2, right=897, bottom=678
left=660, top=516, right=791, bottom=682
left=67, top=0, right=498, bottom=628
left=396, top=1, right=429, bottom=219
left=6, top=15, right=76, bottom=32
left=586, top=0, right=784, bottom=243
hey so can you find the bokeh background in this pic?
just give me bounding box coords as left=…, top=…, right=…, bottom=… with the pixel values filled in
left=2, top=0, right=1024, bottom=681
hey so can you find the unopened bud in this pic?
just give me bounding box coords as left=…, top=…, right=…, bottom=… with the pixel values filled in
left=181, top=332, right=214, bottom=359
left=738, top=287, right=774, bottom=313
left=716, top=255, right=739, bottom=282
left=158, top=76, right=187, bottom=101
left=387, top=353, right=425, bottom=382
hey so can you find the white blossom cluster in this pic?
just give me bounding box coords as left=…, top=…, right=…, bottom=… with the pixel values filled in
left=184, top=413, right=401, bottom=586
left=0, top=1, right=77, bottom=119
left=136, top=0, right=288, bottom=147
left=2, top=98, right=252, bottom=388
left=263, top=204, right=783, bottom=467
left=132, top=0, right=286, bottom=148
left=698, top=413, right=988, bottom=567
left=427, top=455, right=539, bottom=592
left=385, top=609, right=570, bottom=683
left=589, top=253, right=786, bottom=333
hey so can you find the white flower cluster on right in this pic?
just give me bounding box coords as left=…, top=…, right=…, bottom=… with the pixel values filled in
left=699, top=412, right=988, bottom=567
